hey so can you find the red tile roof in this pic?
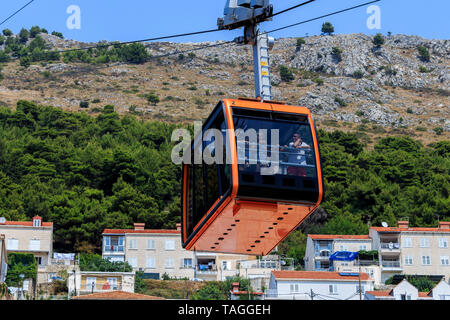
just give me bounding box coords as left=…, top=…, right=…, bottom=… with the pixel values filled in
left=308, top=234, right=370, bottom=240
left=418, top=292, right=432, bottom=298
left=370, top=227, right=450, bottom=233
left=103, top=229, right=180, bottom=235
left=272, top=271, right=372, bottom=281
left=365, top=290, right=391, bottom=297
left=0, top=221, right=53, bottom=227
left=71, top=291, right=165, bottom=300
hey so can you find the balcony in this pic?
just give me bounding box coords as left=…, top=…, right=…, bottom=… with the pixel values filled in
left=103, top=245, right=124, bottom=254
left=380, top=242, right=400, bottom=251
left=381, top=260, right=402, bottom=271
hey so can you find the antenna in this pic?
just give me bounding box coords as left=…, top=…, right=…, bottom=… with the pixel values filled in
left=381, top=221, right=388, bottom=228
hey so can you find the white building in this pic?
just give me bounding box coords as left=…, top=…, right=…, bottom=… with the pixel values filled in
left=304, top=234, right=381, bottom=285
left=101, top=223, right=253, bottom=281
left=365, top=278, right=450, bottom=300
left=266, top=270, right=374, bottom=300
left=370, top=220, right=450, bottom=284
left=304, top=220, right=450, bottom=286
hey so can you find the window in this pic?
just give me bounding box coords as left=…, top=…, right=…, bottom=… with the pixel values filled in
left=29, top=239, right=40, bottom=251
left=420, top=238, right=430, bottom=248
left=290, top=284, right=299, bottom=293
left=128, top=257, right=137, bottom=268
left=439, top=238, right=448, bottom=248
left=7, top=238, right=18, bottom=250
left=356, top=285, right=365, bottom=294
left=165, top=240, right=175, bottom=251
left=86, top=277, right=96, bottom=290
left=404, top=255, right=413, bottom=265
left=146, top=239, right=155, bottom=250
left=35, top=257, right=42, bottom=265
left=233, top=108, right=318, bottom=203
left=440, top=256, right=449, bottom=266
left=359, top=245, right=367, bottom=251
left=185, top=108, right=231, bottom=239
left=421, top=255, right=431, bottom=265
left=165, top=258, right=174, bottom=269
left=104, top=236, right=124, bottom=252
left=329, top=284, right=338, bottom=294
left=339, top=245, right=347, bottom=251
left=183, top=258, right=193, bottom=268
left=402, top=237, right=412, bottom=248
left=107, top=278, right=118, bottom=290
left=146, top=257, right=155, bottom=268
left=33, top=219, right=41, bottom=227
left=128, top=239, right=137, bottom=250
left=222, top=261, right=231, bottom=270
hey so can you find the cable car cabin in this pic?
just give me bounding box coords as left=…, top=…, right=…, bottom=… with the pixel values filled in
left=181, top=98, right=323, bottom=255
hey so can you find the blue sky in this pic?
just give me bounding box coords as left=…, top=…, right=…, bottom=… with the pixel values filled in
left=1, top=0, right=449, bottom=43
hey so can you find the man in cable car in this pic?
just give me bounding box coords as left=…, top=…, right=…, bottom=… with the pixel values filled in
left=282, top=132, right=310, bottom=177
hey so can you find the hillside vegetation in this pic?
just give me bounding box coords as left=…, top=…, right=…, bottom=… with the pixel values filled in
left=0, top=28, right=449, bottom=148
left=0, top=101, right=448, bottom=255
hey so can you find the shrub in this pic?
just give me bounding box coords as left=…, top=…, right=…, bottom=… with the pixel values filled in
left=417, top=46, right=430, bottom=62
left=2, top=29, right=12, bottom=36
left=334, top=96, right=347, bottom=107
left=296, top=37, right=306, bottom=47
left=321, top=22, right=334, bottom=35
left=419, top=66, right=431, bottom=73
left=20, top=56, right=31, bottom=68
left=372, top=33, right=385, bottom=47
left=433, top=127, right=443, bottom=135
left=313, top=77, right=324, bottom=86
left=279, top=65, right=294, bottom=82
left=29, top=26, right=42, bottom=38
left=331, top=47, right=343, bottom=62
left=51, top=31, right=64, bottom=39
left=353, top=70, right=364, bottom=79
left=0, top=50, right=10, bottom=63
left=79, top=101, right=89, bottom=108
left=19, top=28, right=30, bottom=44
left=145, top=92, right=160, bottom=105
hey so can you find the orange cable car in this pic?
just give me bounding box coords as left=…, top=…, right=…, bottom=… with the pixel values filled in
left=181, top=98, right=323, bottom=255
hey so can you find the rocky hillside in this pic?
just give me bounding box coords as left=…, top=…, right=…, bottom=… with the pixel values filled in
left=0, top=32, right=448, bottom=145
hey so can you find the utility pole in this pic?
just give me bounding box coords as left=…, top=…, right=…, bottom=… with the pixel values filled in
left=358, top=255, right=362, bottom=300
left=218, top=0, right=274, bottom=102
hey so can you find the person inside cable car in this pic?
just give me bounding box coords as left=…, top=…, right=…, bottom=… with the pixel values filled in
left=282, top=132, right=310, bottom=177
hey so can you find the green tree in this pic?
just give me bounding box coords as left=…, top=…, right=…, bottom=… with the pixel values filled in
left=18, top=28, right=30, bottom=44
left=2, top=29, right=12, bottom=36
left=29, top=26, right=42, bottom=38
left=279, top=65, right=294, bottom=82
left=321, top=22, right=334, bottom=35
left=191, top=282, right=228, bottom=300
left=331, top=47, right=343, bottom=62
left=372, top=33, right=385, bottom=47
left=417, top=46, right=430, bottom=62
left=5, top=253, right=37, bottom=288
left=79, top=253, right=132, bottom=272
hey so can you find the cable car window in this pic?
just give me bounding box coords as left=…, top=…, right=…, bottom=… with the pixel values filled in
left=185, top=110, right=230, bottom=237
left=233, top=111, right=319, bottom=203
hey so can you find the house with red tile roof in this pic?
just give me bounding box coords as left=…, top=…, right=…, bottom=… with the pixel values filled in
left=266, top=270, right=374, bottom=300
left=304, top=232, right=380, bottom=285
left=305, top=220, right=450, bottom=286
left=0, top=216, right=54, bottom=292
left=102, top=223, right=195, bottom=280
left=364, top=278, right=450, bottom=300
left=370, top=220, right=450, bottom=284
